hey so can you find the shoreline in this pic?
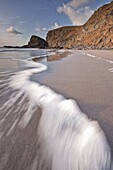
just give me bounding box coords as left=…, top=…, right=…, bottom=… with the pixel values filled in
left=2, top=45, right=113, bottom=50
left=31, top=50, right=113, bottom=154
left=0, top=49, right=113, bottom=169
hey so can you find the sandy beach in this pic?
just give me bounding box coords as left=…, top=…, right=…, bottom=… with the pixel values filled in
left=32, top=50, right=113, bottom=154
left=0, top=49, right=113, bottom=170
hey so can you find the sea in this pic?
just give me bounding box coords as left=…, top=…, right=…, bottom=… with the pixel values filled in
left=0, top=48, right=112, bottom=170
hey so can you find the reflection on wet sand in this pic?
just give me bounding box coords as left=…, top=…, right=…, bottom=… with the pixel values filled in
left=32, top=51, right=71, bottom=62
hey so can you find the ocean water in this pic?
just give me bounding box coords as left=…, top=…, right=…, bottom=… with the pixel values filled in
left=0, top=48, right=112, bottom=170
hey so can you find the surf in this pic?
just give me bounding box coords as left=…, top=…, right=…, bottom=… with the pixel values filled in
left=8, top=59, right=111, bottom=170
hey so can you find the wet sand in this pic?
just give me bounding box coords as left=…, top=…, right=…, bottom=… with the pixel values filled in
left=0, top=49, right=113, bottom=170
left=32, top=50, right=113, bottom=154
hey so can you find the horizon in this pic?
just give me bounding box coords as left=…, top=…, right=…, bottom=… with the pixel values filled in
left=0, top=0, right=111, bottom=46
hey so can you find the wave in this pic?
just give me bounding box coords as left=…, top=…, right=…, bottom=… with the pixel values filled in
left=0, top=48, right=46, bottom=52
left=9, top=60, right=111, bottom=170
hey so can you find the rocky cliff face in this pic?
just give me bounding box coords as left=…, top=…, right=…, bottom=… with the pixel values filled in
left=46, top=26, right=79, bottom=48
left=28, top=35, right=48, bottom=48
left=46, top=1, right=113, bottom=49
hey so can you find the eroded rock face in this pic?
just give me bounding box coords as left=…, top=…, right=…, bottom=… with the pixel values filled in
left=28, top=35, right=48, bottom=48
left=46, top=26, right=78, bottom=49
left=46, top=1, right=113, bottom=49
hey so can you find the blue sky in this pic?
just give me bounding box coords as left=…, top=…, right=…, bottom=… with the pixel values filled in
left=0, top=0, right=111, bottom=46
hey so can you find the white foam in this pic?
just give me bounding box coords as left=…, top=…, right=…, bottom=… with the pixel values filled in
left=9, top=60, right=111, bottom=170
left=29, top=51, right=57, bottom=61
left=105, top=59, right=113, bottom=64
left=109, top=68, right=113, bottom=72
left=87, top=54, right=96, bottom=58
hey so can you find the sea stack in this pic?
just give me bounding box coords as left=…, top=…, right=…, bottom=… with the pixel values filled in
left=28, top=35, right=48, bottom=48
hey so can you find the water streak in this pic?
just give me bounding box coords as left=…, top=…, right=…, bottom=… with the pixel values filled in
left=8, top=60, right=111, bottom=170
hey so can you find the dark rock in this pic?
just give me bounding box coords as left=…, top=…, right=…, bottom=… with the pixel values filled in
left=21, top=45, right=29, bottom=48
left=4, top=45, right=21, bottom=48
left=28, top=35, right=48, bottom=48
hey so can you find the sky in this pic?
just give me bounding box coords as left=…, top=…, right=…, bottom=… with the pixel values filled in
left=0, top=0, right=111, bottom=46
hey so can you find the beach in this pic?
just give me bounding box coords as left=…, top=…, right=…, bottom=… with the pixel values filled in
left=35, top=50, right=113, bottom=152
left=0, top=49, right=113, bottom=170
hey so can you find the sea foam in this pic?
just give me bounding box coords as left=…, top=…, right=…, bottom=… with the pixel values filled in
left=9, top=60, right=111, bottom=170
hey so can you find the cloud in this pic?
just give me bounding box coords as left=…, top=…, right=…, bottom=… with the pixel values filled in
left=51, top=22, right=61, bottom=29
left=69, top=0, right=93, bottom=8
left=35, top=22, right=61, bottom=33
left=57, top=0, right=94, bottom=25
left=18, top=21, right=27, bottom=24
left=6, top=26, right=22, bottom=35
left=0, top=28, right=26, bottom=46
left=8, top=16, right=20, bottom=19
left=35, top=27, right=47, bottom=32
left=0, top=22, right=8, bottom=25
left=35, top=22, right=61, bottom=39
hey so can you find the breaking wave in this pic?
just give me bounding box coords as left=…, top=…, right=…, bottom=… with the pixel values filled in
left=9, top=60, right=111, bottom=170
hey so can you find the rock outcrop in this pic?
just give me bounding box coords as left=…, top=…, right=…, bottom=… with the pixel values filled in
left=28, top=35, right=48, bottom=48
left=4, top=36, right=48, bottom=49
left=46, top=1, right=113, bottom=49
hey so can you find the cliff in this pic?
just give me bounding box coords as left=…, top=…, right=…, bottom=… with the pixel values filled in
left=46, top=1, right=113, bottom=49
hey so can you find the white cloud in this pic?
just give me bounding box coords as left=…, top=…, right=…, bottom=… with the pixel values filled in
left=35, top=22, right=61, bottom=34
left=57, top=0, right=94, bottom=25
left=51, top=22, right=61, bottom=29
left=18, top=21, right=26, bottom=24
left=69, top=0, right=93, bottom=8
left=34, top=23, right=61, bottom=39
left=0, top=29, right=26, bottom=46
left=35, top=27, right=47, bottom=32
left=6, top=26, right=22, bottom=35
left=8, top=16, right=20, bottom=20
left=0, top=22, right=8, bottom=25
